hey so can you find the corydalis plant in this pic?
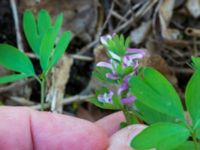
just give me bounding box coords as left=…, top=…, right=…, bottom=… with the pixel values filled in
left=0, top=9, right=71, bottom=110
left=128, top=57, right=200, bottom=150
left=92, top=34, right=146, bottom=126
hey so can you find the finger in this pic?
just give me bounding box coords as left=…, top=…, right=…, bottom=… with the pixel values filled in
left=0, top=106, right=108, bottom=150
left=95, top=111, right=125, bottom=137
left=108, top=124, right=147, bottom=150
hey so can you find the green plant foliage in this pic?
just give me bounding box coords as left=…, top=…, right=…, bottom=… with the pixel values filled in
left=37, top=10, right=51, bottom=36
left=135, top=100, right=175, bottom=124
left=23, top=10, right=40, bottom=55
left=0, top=74, right=30, bottom=84
left=129, top=67, right=185, bottom=122
left=0, top=44, right=35, bottom=76
left=131, top=123, right=190, bottom=150
left=39, top=28, right=57, bottom=71
left=0, top=9, right=71, bottom=110
left=105, top=34, right=130, bottom=57
left=23, top=9, right=70, bottom=73
left=49, top=31, right=71, bottom=69
left=174, top=141, right=200, bottom=150
left=90, top=87, right=123, bottom=110
left=185, top=70, right=200, bottom=127
left=191, top=56, right=200, bottom=70
left=92, top=67, right=117, bottom=84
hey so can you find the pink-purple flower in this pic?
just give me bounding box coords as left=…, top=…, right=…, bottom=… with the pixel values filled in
left=121, top=96, right=136, bottom=104
left=97, top=91, right=114, bottom=104
left=96, top=60, right=119, bottom=80
left=96, top=34, right=146, bottom=106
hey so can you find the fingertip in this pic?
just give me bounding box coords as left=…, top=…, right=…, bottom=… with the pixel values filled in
left=95, top=111, right=125, bottom=137
left=108, top=124, right=147, bottom=150
left=31, top=110, right=108, bottom=150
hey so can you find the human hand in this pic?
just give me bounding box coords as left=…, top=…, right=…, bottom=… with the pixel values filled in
left=0, top=106, right=145, bottom=150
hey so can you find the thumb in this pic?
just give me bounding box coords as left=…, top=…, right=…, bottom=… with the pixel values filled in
left=108, top=124, right=147, bottom=150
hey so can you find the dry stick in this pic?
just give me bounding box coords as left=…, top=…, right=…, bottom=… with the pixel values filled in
left=116, top=3, right=142, bottom=27
left=70, top=54, right=93, bottom=61
left=113, top=0, right=158, bottom=33
left=10, top=0, right=24, bottom=51
left=0, top=79, right=33, bottom=94
left=77, top=2, right=115, bottom=55
left=25, top=52, right=93, bottom=61
left=111, top=11, right=128, bottom=22
left=8, top=96, right=35, bottom=106
left=170, top=67, right=193, bottom=74
left=31, top=94, right=93, bottom=110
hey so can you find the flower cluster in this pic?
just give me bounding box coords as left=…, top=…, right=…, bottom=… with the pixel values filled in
left=92, top=34, right=146, bottom=108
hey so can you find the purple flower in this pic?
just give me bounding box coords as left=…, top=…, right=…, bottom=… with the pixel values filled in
left=100, top=34, right=121, bottom=61
left=96, top=60, right=119, bottom=80
left=123, top=48, right=145, bottom=67
left=97, top=91, right=114, bottom=104
left=126, top=48, right=146, bottom=56
left=100, top=35, right=113, bottom=46
left=96, top=61, right=113, bottom=70
left=121, top=96, right=136, bottom=104
left=122, top=55, right=139, bottom=68
left=118, top=75, right=130, bottom=95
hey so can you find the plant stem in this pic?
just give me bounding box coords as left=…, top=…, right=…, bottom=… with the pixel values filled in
left=40, top=79, right=45, bottom=111
left=191, top=131, right=199, bottom=150
left=122, top=108, right=131, bottom=125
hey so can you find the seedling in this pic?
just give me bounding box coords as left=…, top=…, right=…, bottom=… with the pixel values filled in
left=0, top=9, right=71, bottom=110
left=92, top=34, right=200, bottom=149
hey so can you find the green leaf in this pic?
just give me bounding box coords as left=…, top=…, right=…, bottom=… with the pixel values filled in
left=90, top=96, right=121, bottom=110
left=93, top=67, right=117, bottom=84
left=0, top=74, right=29, bottom=84
left=125, top=36, right=130, bottom=48
left=129, top=67, right=185, bottom=122
left=135, top=100, right=175, bottom=124
left=53, top=13, right=63, bottom=35
left=112, top=95, right=123, bottom=108
left=37, top=9, right=52, bottom=36
left=23, top=10, right=40, bottom=55
left=131, top=123, right=190, bottom=150
left=173, top=141, right=199, bottom=150
left=49, top=31, right=71, bottom=68
left=0, top=44, right=35, bottom=75
left=39, top=28, right=57, bottom=71
left=192, top=56, right=200, bottom=70
left=185, top=70, right=200, bottom=127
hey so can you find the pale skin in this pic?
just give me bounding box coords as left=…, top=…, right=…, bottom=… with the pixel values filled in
left=0, top=107, right=146, bottom=150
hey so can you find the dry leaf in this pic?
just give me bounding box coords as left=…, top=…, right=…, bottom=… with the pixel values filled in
left=158, top=0, right=181, bottom=40
left=131, top=21, right=152, bottom=45
left=186, top=0, right=200, bottom=18
left=46, top=55, right=73, bottom=113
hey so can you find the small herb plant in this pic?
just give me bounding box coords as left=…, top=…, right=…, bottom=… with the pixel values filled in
left=92, top=34, right=200, bottom=149
left=0, top=9, right=71, bottom=110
